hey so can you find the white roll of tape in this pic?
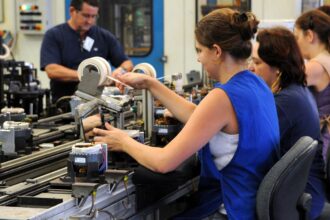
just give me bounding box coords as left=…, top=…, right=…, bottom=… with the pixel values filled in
left=72, top=143, right=103, bottom=154
left=1, top=107, right=25, bottom=114
left=132, top=63, right=157, bottom=78
left=3, top=121, right=30, bottom=130
left=77, top=56, right=112, bottom=86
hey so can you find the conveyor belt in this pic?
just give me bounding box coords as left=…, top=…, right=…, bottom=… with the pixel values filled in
left=0, top=139, right=82, bottom=185
left=0, top=173, right=199, bottom=219
left=36, top=112, right=73, bottom=124
left=32, top=124, right=77, bottom=145
left=0, top=168, right=67, bottom=205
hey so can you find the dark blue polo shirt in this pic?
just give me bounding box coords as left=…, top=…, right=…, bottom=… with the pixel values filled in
left=40, top=23, right=128, bottom=102
left=275, top=83, right=325, bottom=219
left=275, top=84, right=320, bottom=155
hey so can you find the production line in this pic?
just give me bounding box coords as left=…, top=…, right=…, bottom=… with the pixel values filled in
left=2, top=0, right=327, bottom=219
left=0, top=56, right=200, bottom=219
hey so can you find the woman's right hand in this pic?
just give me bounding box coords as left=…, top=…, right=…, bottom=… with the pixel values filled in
left=93, top=123, right=131, bottom=152
left=118, top=73, right=154, bottom=90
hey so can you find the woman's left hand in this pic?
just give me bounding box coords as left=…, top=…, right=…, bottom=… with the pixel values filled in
left=93, top=123, right=130, bottom=152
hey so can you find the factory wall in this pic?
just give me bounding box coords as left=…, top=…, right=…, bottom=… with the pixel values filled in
left=0, top=0, right=65, bottom=89
left=0, top=0, right=302, bottom=89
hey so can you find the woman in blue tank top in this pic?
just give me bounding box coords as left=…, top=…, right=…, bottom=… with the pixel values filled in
left=93, top=8, right=280, bottom=219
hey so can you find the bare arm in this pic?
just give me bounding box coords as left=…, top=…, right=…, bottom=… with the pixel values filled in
left=45, top=64, right=79, bottom=81
left=150, top=79, right=196, bottom=123
left=119, top=73, right=196, bottom=123
left=94, top=89, right=237, bottom=173
left=305, top=60, right=330, bottom=91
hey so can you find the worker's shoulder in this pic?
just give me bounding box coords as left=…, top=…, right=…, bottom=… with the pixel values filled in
left=45, top=23, right=69, bottom=36
left=91, top=25, right=117, bottom=39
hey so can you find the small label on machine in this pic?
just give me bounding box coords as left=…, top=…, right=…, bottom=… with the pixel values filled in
left=158, top=128, right=168, bottom=134
left=75, top=157, right=86, bottom=164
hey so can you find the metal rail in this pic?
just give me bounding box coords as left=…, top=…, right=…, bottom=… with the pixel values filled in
left=0, top=168, right=68, bottom=205
left=0, top=139, right=82, bottom=183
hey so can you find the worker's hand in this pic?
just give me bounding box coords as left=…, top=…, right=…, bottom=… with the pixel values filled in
left=82, top=114, right=101, bottom=132
left=112, top=67, right=126, bottom=80
left=111, top=67, right=127, bottom=93
left=84, top=129, right=95, bottom=140
left=93, top=123, right=130, bottom=152
left=118, top=73, right=153, bottom=90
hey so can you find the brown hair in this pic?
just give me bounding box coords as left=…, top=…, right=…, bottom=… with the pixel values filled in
left=256, top=27, right=306, bottom=89
left=318, top=5, right=330, bottom=16
left=195, top=8, right=259, bottom=60
left=295, top=9, right=330, bottom=52
left=70, top=0, right=99, bottom=10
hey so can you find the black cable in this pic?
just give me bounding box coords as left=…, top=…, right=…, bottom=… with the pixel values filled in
left=55, top=95, right=72, bottom=107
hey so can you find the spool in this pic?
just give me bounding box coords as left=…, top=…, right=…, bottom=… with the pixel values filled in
left=77, top=57, right=112, bottom=86
left=132, top=63, right=157, bottom=78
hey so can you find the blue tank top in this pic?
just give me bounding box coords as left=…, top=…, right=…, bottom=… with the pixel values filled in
left=175, top=70, right=280, bottom=220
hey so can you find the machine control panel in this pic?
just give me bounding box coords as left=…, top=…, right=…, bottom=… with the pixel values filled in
left=16, top=0, right=53, bottom=34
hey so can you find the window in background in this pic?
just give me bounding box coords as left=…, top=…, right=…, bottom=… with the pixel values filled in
left=198, top=0, right=251, bottom=17
left=302, top=0, right=321, bottom=12
left=97, top=0, right=152, bottom=57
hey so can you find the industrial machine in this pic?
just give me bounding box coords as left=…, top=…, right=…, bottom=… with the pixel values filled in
left=67, top=143, right=108, bottom=183
left=0, top=31, right=51, bottom=117
left=0, top=109, right=77, bottom=162
left=0, top=107, right=26, bottom=125
left=0, top=57, right=199, bottom=219
left=71, top=57, right=161, bottom=171
left=72, top=57, right=156, bottom=139
left=151, top=106, right=182, bottom=147
left=0, top=60, right=48, bottom=115
left=0, top=120, right=32, bottom=156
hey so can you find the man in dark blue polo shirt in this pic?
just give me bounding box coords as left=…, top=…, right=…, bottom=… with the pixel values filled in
left=40, top=0, right=133, bottom=103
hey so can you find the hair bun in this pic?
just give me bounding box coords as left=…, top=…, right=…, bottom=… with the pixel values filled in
left=231, top=12, right=259, bottom=41
left=234, top=12, right=248, bottom=23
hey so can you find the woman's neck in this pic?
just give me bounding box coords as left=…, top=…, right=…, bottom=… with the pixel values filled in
left=218, top=59, right=248, bottom=84
left=308, top=43, right=328, bottom=59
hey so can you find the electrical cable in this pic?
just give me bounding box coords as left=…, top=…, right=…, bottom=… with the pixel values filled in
left=98, top=210, right=116, bottom=219
left=108, top=171, right=134, bottom=195
left=122, top=174, right=131, bottom=209
left=87, top=190, right=96, bottom=216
